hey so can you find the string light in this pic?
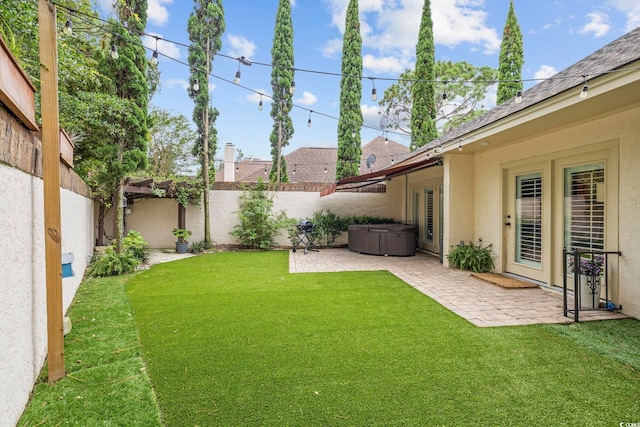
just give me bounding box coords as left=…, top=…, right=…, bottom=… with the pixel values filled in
left=324, top=164, right=328, bottom=174
left=235, top=163, right=238, bottom=172
left=192, top=78, right=200, bottom=92
left=264, top=164, right=267, bottom=174
left=580, top=75, right=589, bottom=99
left=63, top=16, right=73, bottom=35
left=258, top=94, right=263, bottom=111
left=292, top=164, right=296, bottom=175
left=52, top=2, right=629, bottom=145
left=150, top=35, right=159, bottom=65
left=442, top=80, right=448, bottom=103
left=515, top=90, right=523, bottom=104
left=458, top=141, right=462, bottom=151
left=234, top=68, right=241, bottom=84
left=370, top=78, right=377, bottom=101
left=110, top=44, right=119, bottom=59
left=290, top=81, right=296, bottom=94
left=234, top=56, right=252, bottom=85
left=307, top=110, right=312, bottom=128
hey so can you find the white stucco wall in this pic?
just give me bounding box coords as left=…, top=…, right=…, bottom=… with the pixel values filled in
left=0, top=164, right=94, bottom=427
left=112, top=190, right=396, bottom=249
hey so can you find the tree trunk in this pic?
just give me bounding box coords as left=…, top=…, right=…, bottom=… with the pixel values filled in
left=114, top=181, right=125, bottom=253
left=97, top=203, right=106, bottom=246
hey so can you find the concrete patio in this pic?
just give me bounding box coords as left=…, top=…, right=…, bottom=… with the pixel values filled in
left=289, top=248, right=627, bottom=327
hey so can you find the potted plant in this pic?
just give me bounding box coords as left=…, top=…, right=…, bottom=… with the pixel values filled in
left=172, top=228, right=192, bottom=254
left=569, top=255, right=604, bottom=309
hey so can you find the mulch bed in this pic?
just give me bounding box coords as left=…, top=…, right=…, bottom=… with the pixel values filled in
left=470, top=272, right=539, bottom=289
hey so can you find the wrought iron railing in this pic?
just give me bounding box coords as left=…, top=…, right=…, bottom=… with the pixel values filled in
left=562, top=248, right=622, bottom=322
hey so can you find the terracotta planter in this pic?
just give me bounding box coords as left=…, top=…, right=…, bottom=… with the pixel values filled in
left=0, top=34, right=38, bottom=131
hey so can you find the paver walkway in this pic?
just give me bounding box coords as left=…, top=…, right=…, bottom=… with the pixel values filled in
left=289, top=248, right=627, bottom=327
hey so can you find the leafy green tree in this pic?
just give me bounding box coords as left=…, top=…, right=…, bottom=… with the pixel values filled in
left=497, top=0, right=524, bottom=104
left=188, top=0, right=225, bottom=247
left=411, top=0, right=437, bottom=151
left=269, top=0, right=295, bottom=183
left=147, top=106, right=197, bottom=177
left=336, top=0, right=363, bottom=180
left=380, top=62, right=498, bottom=135
left=96, top=7, right=150, bottom=253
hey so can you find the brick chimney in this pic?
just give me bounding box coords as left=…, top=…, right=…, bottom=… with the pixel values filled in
left=223, top=142, right=235, bottom=182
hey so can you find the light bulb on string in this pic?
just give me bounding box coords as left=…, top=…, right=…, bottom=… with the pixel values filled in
left=192, top=78, right=200, bottom=92
left=579, top=75, right=589, bottom=99
left=515, top=90, right=523, bottom=104
left=370, top=78, right=377, bottom=101
left=292, top=165, right=296, bottom=175
left=290, top=81, right=296, bottom=94
left=441, top=80, right=448, bottom=104
left=63, top=19, right=73, bottom=35
left=150, top=36, right=159, bottom=65
left=258, top=94, right=263, bottom=111
left=458, top=141, right=463, bottom=152
left=307, top=111, right=312, bottom=128
left=110, top=44, right=119, bottom=59
left=324, top=164, right=328, bottom=174
left=234, top=70, right=241, bottom=85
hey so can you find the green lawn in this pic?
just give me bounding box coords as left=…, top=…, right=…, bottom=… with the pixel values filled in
left=125, top=251, right=640, bottom=426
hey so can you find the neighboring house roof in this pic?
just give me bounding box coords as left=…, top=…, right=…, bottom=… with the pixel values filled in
left=216, top=136, right=409, bottom=183
left=399, top=25, right=640, bottom=162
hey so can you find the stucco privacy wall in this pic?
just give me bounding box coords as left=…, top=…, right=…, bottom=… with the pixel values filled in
left=110, top=190, right=395, bottom=248
left=0, top=115, right=95, bottom=425
left=470, top=106, right=640, bottom=319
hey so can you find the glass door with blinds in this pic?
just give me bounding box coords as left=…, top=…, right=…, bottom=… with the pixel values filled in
left=422, top=187, right=440, bottom=254
left=506, top=170, right=546, bottom=282
left=564, top=163, right=605, bottom=251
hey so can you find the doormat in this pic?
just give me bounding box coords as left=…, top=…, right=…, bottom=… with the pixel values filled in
left=470, top=272, right=539, bottom=289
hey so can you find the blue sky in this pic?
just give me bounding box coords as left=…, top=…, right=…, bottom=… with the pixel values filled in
left=97, top=0, right=640, bottom=162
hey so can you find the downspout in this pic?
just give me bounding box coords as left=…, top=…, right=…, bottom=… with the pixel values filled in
left=405, top=174, right=408, bottom=224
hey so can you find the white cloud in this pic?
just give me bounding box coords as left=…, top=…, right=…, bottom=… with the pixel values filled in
left=143, top=33, right=181, bottom=61
left=147, top=0, right=173, bottom=26
left=324, top=0, right=501, bottom=55
left=363, top=54, right=410, bottom=74
left=296, top=91, right=318, bottom=106
left=609, top=0, right=640, bottom=31
left=579, top=12, right=610, bottom=38
left=361, top=104, right=384, bottom=130
left=245, top=90, right=271, bottom=106
left=321, top=38, right=342, bottom=58
left=534, top=65, right=558, bottom=80
left=227, top=35, right=257, bottom=59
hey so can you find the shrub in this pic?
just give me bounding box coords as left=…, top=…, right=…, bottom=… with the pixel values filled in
left=123, top=230, right=149, bottom=262
left=446, top=240, right=495, bottom=273
left=230, top=178, right=289, bottom=250
left=190, top=240, right=210, bottom=254
left=86, top=246, right=139, bottom=277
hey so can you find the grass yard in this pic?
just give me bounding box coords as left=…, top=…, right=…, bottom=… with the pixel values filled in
left=125, top=251, right=640, bottom=426
left=19, top=276, right=162, bottom=426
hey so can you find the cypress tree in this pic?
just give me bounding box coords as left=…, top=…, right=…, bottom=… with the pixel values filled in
left=497, top=0, right=524, bottom=104
left=336, top=0, right=362, bottom=180
left=188, top=0, right=225, bottom=246
left=410, top=0, right=437, bottom=151
left=99, top=1, right=149, bottom=253
left=269, top=0, right=295, bottom=183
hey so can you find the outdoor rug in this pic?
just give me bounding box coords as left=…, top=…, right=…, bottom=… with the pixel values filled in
left=470, top=272, right=539, bottom=289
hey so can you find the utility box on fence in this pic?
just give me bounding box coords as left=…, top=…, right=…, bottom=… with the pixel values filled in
left=62, top=252, right=74, bottom=278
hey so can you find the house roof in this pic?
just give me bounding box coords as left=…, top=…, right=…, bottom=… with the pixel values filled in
left=401, top=25, right=640, bottom=161
left=216, top=136, right=409, bottom=183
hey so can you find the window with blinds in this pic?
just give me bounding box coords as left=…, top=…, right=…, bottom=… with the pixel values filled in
left=564, top=163, right=605, bottom=251
left=516, top=173, right=542, bottom=266
left=425, top=189, right=434, bottom=243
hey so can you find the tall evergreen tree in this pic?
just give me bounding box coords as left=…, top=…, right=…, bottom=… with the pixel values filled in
left=269, top=0, right=294, bottom=183
left=496, top=0, right=524, bottom=105
left=410, top=0, right=437, bottom=151
left=336, top=0, right=362, bottom=180
left=188, top=0, right=225, bottom=246
left=98, top=1, right=149, bottom=253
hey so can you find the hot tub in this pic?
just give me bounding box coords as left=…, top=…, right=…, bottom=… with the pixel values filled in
left=348, top=224, right=417, bottom=256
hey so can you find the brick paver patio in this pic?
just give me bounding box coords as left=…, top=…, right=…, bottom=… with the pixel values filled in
left=289, top=248, right=627, bottom=327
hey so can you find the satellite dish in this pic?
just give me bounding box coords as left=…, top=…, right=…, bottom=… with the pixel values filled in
left=379, top=116, right=389, bottom=129
left=366, top=154, right=376, bottom=171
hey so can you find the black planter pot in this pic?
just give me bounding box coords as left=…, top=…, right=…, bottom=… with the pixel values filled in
left=175, top=241, right=189, bottom=254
